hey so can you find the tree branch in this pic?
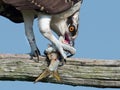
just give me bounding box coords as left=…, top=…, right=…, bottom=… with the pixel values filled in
left=0, top=54, right=120, bottom=88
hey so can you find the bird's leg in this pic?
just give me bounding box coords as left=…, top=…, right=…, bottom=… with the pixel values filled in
left=38, top=14, right=67, bottom=59
left=22, top=10, right=40, bottom=62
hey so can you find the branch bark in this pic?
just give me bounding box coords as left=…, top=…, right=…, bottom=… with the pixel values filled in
left=0, top=54, right=120, bottom=88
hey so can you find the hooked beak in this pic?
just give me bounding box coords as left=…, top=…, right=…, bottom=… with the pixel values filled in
left=63, top=33, right=73, bottom=46
left=71, top=30, right=78, bottom=40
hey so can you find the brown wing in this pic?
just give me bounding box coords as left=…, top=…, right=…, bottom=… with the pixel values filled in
left=33, top=0, right=73, bottom=14
left=2, top=0, right=81, bottom=14
left=2, top=0, right=39, bottom=10
left=27, top=0, right=81, bottom=14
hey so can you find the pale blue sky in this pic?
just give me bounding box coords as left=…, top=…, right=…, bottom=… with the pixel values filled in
left=0, top=0, right=120, bottom=90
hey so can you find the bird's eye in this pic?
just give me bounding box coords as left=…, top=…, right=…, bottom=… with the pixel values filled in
left=68, top=25, right=77, bottom=36
left=69, top=25, right=75, bottom=32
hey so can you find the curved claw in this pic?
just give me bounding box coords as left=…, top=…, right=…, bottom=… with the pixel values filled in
left=30, top=49, right=41, bottom=62
left=34, top=50, right=40, bottom=62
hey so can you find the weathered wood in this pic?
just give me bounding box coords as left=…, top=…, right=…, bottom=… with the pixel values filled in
left=0, top=54, right=120, bottom=88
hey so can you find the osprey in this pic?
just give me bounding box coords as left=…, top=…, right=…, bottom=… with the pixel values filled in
left=1, top=0, right=83, bottom=81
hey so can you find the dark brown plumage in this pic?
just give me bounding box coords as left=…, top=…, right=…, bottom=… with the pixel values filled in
left=2, top=0, right=81, bottom=14
left=0, top=1, right=23, bottom=23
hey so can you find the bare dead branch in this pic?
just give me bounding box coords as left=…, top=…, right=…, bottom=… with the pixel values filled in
left=0, top=54, right=120, bottom=88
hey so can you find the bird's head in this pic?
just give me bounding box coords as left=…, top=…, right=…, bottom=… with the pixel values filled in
left=64, top=11, right=80, bottom=46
